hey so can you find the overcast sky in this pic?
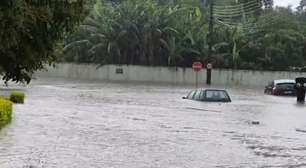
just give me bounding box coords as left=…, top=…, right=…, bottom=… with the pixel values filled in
left=274, top=0, right=300, bottom=8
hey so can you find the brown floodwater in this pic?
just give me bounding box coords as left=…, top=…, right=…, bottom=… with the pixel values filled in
left=0, top=78, right=306, bottom=168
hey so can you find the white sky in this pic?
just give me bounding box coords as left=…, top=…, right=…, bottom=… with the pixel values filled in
left=274, top=0, right=300, bottom=8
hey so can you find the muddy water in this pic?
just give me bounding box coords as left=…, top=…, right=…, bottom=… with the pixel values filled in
left=0, top=78, right=306, bottom=168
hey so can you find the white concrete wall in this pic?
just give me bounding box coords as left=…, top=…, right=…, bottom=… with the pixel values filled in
left=36, top=63, right=306, bottom=87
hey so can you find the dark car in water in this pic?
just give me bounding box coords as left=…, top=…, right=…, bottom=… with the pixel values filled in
left=183, top=89, right=231, bottom=102
left=264, top=79, right=296, bottom=96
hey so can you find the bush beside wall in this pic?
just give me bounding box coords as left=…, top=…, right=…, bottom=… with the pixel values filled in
left=0, top=99, right=13, bottom=127
left=10, top=91, right=25, bottom=104
left=0, top=96, right=9, bottom=101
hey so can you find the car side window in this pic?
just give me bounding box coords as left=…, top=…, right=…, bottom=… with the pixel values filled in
left=194, top=90, right=202, bottom=100
left=219, top=92, right=226, bottom=99
left=204, top=90, right=230, bottom=101
left=205, top=91, right=213, bottom=99
left=200, top=90, right=205, bottom=100
left=187, top=91, right=195, bottom=99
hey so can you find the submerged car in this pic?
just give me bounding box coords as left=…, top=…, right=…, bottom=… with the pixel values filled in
left=183, top=89, right=231, bottom=102
left=264, top=79, right=296, bottom=96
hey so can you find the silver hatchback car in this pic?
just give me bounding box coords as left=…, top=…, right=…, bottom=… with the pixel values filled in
left=183, top=89, right=231, bottom=103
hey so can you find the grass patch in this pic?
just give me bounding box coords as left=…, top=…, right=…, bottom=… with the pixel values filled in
left=0, top=98, right=13, bottom=127
left=10, top=91, right=25, bottom=104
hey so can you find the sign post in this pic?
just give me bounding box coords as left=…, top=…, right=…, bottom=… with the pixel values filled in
left=192, top=62, right=203, bottom=89
left=206, top=63, right=212, bottom=85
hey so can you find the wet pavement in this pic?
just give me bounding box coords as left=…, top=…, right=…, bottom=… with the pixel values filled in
left=0, top=78, right=306, bottom=168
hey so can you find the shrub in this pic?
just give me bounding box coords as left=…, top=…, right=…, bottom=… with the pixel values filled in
left=10, top=91, right=25, bottom=104
left=0, top=96, right=9, bottom=101
left=0, top=99, right=13, bottom=127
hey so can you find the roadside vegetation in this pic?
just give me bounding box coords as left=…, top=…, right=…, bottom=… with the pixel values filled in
left=0, top=91, right=26, bottom=128
left=10, top=91, right=25, bottom=104
left=63, top=0, right=306, bottom=71
left=0, top=98, right=13, bottom=128
left=0, top=0, right=94, bottom=83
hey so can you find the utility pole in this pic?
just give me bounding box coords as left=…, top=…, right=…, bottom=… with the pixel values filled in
left=206, top=0, right=214, bottom=85
left=208, top=0, right=213, bottom=59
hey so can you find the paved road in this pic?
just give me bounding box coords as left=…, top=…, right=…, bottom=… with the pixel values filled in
left=0, top=78, right=306, bottom=168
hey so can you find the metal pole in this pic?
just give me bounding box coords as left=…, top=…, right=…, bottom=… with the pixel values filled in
left=207, top=0, right=213, bottom=85
left=196, top=71, right=199, bottom=89
left=207, top=68, right=211, bottom=85
left=208, top=0, right=213, bottom=59
left=200, top=0, right=205, bottom=8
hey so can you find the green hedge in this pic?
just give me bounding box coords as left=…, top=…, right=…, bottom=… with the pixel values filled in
left=10, top=91, right=25, bottom=104
left=0, top=99, right=13, bottom=127
left=0, top=96, right=9, bottom=101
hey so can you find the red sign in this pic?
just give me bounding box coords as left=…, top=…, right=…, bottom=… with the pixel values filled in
left=192, top=62, right=203, bottom=71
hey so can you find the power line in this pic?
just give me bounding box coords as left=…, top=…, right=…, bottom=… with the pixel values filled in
left=209, top=0, right=277, bottom=46
left=214, top=0, right=261, bottom=9
left=213, top=0, right=262, bottom=14
left=214, top=8, right=261, bottom=16
left=214, top=3, right=261, bottom=14
left=215, top=16, right=281, bottom=36
left=216, top=16, right=278, bottom=28
left=214, top=6, right=262, bottom=15
left=214, top=7, right=262, bottom=18
left=214, top=0, right=273, bottom=9
left=211, top=0, right=269, bottom=33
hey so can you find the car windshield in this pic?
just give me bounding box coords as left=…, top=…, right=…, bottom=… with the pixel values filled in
left=205, top=90, right=230, bottom=101
left=276, top=83, right=295, bottom=89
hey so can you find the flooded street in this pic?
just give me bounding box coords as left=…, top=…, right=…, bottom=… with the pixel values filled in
left=1, top=78, right=306, bottom=168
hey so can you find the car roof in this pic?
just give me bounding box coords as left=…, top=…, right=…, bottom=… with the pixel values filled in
left=205, top=89, right=227, bottom=91
left=197, top=88, right=228, bottom=92
left=274, top=79, right=295, bottom=84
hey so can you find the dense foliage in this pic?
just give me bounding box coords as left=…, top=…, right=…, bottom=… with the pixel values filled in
left=64, top=0, right=208, bottom=67
left=0, top=98, right=12, bottom=128
left=10, top=91, right=25, bottom=104
left=63, top=0, right=306, bottom=71
left=0, top=0, right=93, bottom=83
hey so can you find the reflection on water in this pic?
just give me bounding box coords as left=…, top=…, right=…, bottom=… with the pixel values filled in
left=0, top=78, right=306, bottom=168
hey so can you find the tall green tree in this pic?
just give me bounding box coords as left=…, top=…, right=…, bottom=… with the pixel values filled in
left=63, top=0, right=306, bottom=71
left=64, top=0, right=208, bottom=67
left=239, top=7, right=305, bottom=70
left=0, top=0, right=93, bottom=83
